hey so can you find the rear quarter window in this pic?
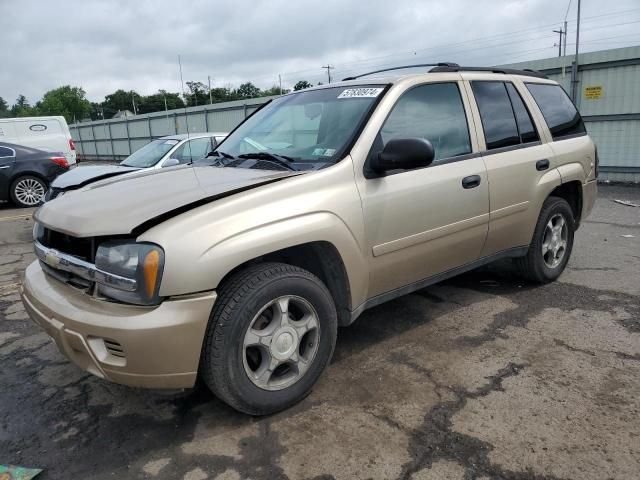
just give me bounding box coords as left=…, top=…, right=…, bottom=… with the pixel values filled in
left=525, top=83, right=586, bottom=139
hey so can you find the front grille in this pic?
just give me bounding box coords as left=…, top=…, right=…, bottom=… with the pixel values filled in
left=39, top=228, right=94, bottom=262
left=104, top=339, right=125, bottom=358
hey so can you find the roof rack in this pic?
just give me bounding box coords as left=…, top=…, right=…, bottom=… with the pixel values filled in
left=342, top=63, right=460, bottom=81
left=428, top=65, right=548, bottom=79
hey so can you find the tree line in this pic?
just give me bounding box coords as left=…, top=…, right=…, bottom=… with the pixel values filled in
left=0, top=80, right=315, bottom=124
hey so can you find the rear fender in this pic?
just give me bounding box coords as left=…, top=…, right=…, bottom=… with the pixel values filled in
left=557, top=162, right=587, bottom=185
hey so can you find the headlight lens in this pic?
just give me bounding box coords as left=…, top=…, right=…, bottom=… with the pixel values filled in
left=95, top=241, right=165, bottom=305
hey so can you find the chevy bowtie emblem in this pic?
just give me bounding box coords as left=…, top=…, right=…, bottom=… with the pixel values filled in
left=44, top=250, right=61, bottom=268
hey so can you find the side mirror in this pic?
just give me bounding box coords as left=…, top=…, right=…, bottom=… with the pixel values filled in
left=370, top=138, right=435, bottom=174
left=162, top=158, right=180, bottom=168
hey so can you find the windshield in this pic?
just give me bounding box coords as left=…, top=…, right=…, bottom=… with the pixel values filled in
left=208, top=85, right=385, bottom=171
left=120, top=139, right=178, bottom=168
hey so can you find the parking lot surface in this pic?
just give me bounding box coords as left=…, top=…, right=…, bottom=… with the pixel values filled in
left=1, top=185, right=639, bottom=480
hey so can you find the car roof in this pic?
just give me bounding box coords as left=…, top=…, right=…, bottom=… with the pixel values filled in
left=158, top=132, right=227, bottom=141
left=287, top=66, right=555, bottom=95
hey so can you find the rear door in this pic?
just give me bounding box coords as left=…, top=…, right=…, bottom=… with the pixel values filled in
left=465, top=77, right=556, bottom=257
left=0, top=145, right=17, bottom=198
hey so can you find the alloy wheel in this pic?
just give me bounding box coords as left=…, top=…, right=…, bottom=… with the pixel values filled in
left=14, top=178, right=45, bottom=206
left=542, top=213, right=568, bottom=268
left=242, top=295, right=321, bottom=391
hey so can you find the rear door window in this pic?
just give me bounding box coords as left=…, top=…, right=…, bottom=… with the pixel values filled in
left=505, top=83, right=539, bottom=143
left=525, top=83, right=586, bottom=139
left=471, top=81, right=520, bottom=150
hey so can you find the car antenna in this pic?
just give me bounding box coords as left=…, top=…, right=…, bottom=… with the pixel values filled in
left=178, top=55, right=192, bottom=161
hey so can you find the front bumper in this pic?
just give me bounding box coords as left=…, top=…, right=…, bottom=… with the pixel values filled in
left=21, top=261, right=216, bottom=389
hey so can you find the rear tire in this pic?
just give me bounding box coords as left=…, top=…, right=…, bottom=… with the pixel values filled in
left=10, top=175, right=47, bottom=208
left=200, top=262, right=337, bottom=415
left=514, top=196, right=575, bottom=283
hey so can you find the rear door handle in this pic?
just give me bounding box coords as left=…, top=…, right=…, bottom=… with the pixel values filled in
left=462, top=175, right=481, bottom=189
left=536, top=159, right=550, bottom=171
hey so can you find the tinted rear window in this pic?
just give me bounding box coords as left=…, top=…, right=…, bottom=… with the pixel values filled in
left=526, top=83, right=586, bottom=139
left=505, top=83, right=539, bottom=143
left=471, top=81, right=520, bottom=150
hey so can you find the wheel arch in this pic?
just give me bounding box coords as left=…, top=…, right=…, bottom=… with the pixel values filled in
left=548, top=180, right=583, bottom=228
left=9, top=170, right=49, bottom=187
left=217, top=241, right=353, bottom=326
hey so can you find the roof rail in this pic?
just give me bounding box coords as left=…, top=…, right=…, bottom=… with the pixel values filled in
left=342, top=63, right=459, bottom=81
left=428, top=65, right=548, bottom=79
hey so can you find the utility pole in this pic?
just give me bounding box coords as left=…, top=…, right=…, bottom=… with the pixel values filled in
left=322, top=65, right=334, bottom=84
left=279, top=74, right=282, bottom=95
left=571, top=0, right=581, bottom=102
left=563, top=20, right=568, bottom=57
left=208, top=76, right=212, bottom=104
left=553, top=27, right=564, bottom=57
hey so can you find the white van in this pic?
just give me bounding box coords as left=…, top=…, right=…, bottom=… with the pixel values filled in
left=0, top=116, right=76, bottom=165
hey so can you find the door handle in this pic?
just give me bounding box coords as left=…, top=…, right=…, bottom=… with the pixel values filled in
left=462, top=175, right=481, bottom=189
left=536, top=159, right=550, bottom=171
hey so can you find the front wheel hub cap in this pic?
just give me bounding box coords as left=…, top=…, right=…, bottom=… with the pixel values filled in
left=270, top=327, right=298, bottom=361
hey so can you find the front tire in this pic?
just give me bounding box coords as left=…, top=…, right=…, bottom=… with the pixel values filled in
left=514, top=196, right=575, bottom=283
left=10, top=175, right=47, bottom=207
left=200, top=262, right=337, bottom=415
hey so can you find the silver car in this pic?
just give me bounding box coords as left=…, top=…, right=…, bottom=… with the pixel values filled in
left=45, top=132, right=227, bottom=201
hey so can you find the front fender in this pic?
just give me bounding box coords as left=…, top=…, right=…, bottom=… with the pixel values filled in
left=155, top=212, right=369, bottom=308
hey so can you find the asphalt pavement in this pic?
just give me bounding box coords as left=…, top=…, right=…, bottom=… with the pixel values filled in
left=1, top=185, right=638, bottom=480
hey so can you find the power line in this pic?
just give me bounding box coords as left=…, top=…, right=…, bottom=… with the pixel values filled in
left=564, top=0, right=573, bottom=22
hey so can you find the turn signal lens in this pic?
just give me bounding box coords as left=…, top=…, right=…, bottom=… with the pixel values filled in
left=143, top=250, right=160, bottom=299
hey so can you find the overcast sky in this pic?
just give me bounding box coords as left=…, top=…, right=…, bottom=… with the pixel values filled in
left=1, top=0, right=639, bottom=104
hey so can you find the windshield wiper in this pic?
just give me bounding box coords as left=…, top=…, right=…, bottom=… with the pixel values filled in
left=207, top=150, right=236, bottom=166
left=237, top=152, right=298, bottom=171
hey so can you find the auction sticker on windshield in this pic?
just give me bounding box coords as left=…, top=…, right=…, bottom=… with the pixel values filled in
left=338, top=88, right=384, bottom=99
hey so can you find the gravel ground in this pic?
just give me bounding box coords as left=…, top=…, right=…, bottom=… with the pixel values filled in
left=0, top=185, right=638, bottom=480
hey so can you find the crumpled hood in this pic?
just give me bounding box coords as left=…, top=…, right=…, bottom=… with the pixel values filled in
left=36, top=165, right=299, bottom=237
left=51, top=164, right=140, bottom=189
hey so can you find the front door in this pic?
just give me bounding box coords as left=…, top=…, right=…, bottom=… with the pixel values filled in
left=359, top=82, right=489, bottom=299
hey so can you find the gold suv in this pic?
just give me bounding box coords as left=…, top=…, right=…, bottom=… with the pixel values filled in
left=22, top=64, right=598, bottom=414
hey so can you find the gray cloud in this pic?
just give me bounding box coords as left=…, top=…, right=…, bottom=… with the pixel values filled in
left=1, top=0, right=639, bottom=104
